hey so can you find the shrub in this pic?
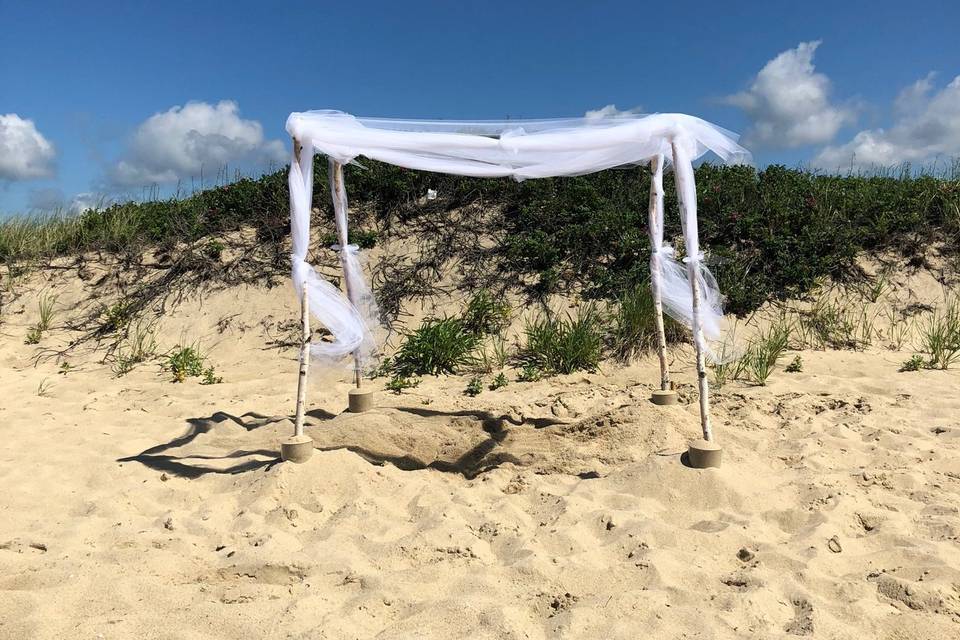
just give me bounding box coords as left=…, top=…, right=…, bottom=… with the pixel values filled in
left=520, top=305, right=604, bottom=376
left=517, top=364, right=543, bottom=382
left=102, top=299, right=135, bottom=332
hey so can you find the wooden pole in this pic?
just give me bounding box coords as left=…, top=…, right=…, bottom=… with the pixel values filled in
left=294, top=284, right=310, bottom=438
left=647, top=155, right=671, bottom=392
left=328, top=159, right=363, bottom=389
left=282, top=136, right=314, bottom=462
left=670, top=139, right=714, bottom=445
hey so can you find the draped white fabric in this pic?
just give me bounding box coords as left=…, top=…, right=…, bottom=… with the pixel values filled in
left=288, top=142, right=368, bottom=365
left=286, top=110, right=750, bottom=369
left=287, top=111, right=750, bottom=179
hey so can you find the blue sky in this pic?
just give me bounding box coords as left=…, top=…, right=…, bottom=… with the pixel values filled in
left=2, top=0, right=959, bottom=217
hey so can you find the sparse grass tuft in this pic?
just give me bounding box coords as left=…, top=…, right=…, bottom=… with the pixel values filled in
left=25, top=293, right=57, bottom=344
left=37, top=293, right=57, bottom=331
left=461, top=290, right=511, bottom=337
left=112, top=320, right=159, bottom=376
left=610, top=285, right=685, bottom=361
left=795, top=296, right=876, bottom=350
left=917, top=301, right=960, bottom=369
left=36, top=378, right=52, bottom=397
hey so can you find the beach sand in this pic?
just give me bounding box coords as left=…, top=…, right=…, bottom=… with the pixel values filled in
left=2, top=261, right=960, bottom=639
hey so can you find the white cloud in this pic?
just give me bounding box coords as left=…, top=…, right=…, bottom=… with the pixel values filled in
left=109, top=100, right=286, bottom=186
left=26, top=188, right=110, bottom=214
left=585, top=104, right=644, bottom=120
left=814, top=74, right=960, bottom=170
left=724, top=41, right=856, bottom=148
left=0, top=114, right=57, bottom=181
left=68, top=192, right=110, bottom=214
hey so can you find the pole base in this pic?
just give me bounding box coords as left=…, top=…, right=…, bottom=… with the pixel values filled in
left=281, top=434, right=314, bottom=463
left=348, top=388, right=374, bottom=413
left=650, top=389, right=679, bottom=406
left=687, top=439, right=722, bottom=469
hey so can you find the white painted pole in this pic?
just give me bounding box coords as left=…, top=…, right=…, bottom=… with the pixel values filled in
left=670, top=139, right=714, bottom=443
left=328, top=159, right=363, bottom=389
left=647, top=154, right=671, bottom=392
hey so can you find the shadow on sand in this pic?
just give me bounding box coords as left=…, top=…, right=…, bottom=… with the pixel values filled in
left=117, top=410, right=297, bottom=479
left=119, top=405, right=569, bottom=480
left=314, top=406, right=567, bottom=479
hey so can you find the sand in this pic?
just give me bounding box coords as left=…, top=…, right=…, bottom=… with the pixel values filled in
left=2, top=259, right=960, bottom=639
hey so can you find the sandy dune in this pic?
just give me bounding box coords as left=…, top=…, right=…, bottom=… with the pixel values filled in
left=2, top=264, right=960, bottom=639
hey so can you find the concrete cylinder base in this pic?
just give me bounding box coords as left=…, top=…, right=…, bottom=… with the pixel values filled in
left=687, top=439, right=722, bottom=469
left=348, top=388, right=374, bottom=413
left=650, top=389, right=679, bottom=406
left=281, top=435, right=314, bottom=464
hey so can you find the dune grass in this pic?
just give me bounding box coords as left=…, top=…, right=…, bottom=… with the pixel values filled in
left=519, top=305, right=604, bottom=376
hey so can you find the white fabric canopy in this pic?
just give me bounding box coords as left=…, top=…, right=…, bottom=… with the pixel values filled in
left=286, top=110, right=751, bottom=369
left=287, top=111, right=749, bottom=179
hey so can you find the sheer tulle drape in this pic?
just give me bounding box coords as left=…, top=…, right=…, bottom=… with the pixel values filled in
left=289, top=142, right=368, bottom=366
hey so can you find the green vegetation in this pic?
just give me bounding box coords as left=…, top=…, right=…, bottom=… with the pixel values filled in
left=465, top=376, right=483, bottom=396
left=385, top=375, right=419, bottom=393
left=3, top=160, right=958, bottom=322
left=112, top=320, right=159, bottom=376
left=794, top=296, right=877, bottom=350
left=3, top=155, right=960, bottom=388
left=785, top=355, right=803, bottom=373
left=166, top=342, right=221, bottom=384
left=519, top=305, right=604, bottom=376
left=900, top=354, right=926, bottom=372
left=916, top=301, right=960, bottom=369
left=25, top=293, right=57, bottom=344
left=739, top=321, right=792, bottom=385
left=461, top=290, right=512, bottom=337
left=610, top=285, right=685, bottom=361
left=489, top=372, right=509, bottom=390
left=390, top=317, right=481, bottom=377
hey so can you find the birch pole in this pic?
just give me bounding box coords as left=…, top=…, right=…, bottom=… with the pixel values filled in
left=328, top=159, right=363, bottom=389
left=670, top=139, right=714, bottom=444
left=293, top=284, right=310, bottom=437
left=282, top=137, right=314, bottom=462
left=647, top=154, right=672, bottom=393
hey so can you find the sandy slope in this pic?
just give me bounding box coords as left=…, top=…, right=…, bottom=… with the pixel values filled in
left=2, top=263, right=960, bottom=639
